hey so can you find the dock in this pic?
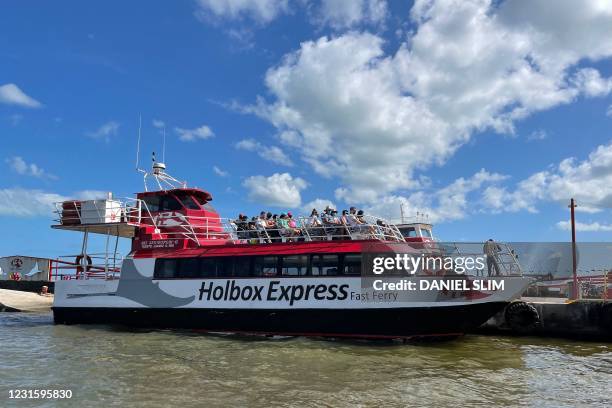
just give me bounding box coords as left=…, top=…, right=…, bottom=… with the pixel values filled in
left=478, top=297, right=612, bottom=340
left=0, top=289, right=53, bottom=312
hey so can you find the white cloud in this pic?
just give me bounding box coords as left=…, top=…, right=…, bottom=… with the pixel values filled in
left=0, top=188, right=66, bottom=217
left=86, top=121, right=120, bottom=142
left=74, top=190, right=109, bottom=200
left=194, top=0, right=289, bottom=24
left=527, top=129, right=547, bottom=141
left=302, top=198, right=336, bottom=213
left=175, top=125, right=214, bottom=142
left=6, top=156, right=57, bottom=180
left=0, top=188, right=110, bottom=217
left=243, top=172, right=307, bottom=208
left=235, top=138, right=293, bottom=166
left=365, top=169, right=507, bottom=223
left=556, top=220, right=612, bottom=232
left=316, top=0, right=388, bottom=29
left=482, top=142, right=612, bottom=214
left=251, top=0, right=612, bottom=204
left=607, top=104, right=612, bottom=117
left=213, top=165, right=229, bottom=177
left=571, top=68, right=612, bottom=97
left=152, top=119, right=165, bottom=128
left=0, top=83, right=42, bottom=108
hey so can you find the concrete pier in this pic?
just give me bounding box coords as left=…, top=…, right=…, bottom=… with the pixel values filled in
left=0, top=289, right=53, bottom=312
left=478, top=297, right=612, bottom=340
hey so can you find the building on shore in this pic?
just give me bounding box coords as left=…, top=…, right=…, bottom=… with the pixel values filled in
left=0, top=255, right=52, bottom=281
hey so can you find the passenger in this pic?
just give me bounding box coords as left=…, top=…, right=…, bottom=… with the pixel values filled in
left=306, top=208, right=324, bottom=240
left=277, top=213, right=299, bottom=241
left=267, top=213, right=281, bottom=242
left=339, top=210, right=351, bottom=239
left=328, top=209, right=344, bottom=240
left=287, top=212, right=302, bottom=240
left=234, top=213, right=248, bottom=240
left=256, top=212, right=270, bottom=243
left=483, top=239, right=502, bottom=276
left=356, top=210, right=375, bottom=237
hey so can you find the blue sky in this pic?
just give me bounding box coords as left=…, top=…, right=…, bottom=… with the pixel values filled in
left=1, top=0, right=612, bottom=258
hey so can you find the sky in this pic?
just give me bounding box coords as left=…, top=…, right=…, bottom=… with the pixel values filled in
left=1, top=0, right=612, bottom=258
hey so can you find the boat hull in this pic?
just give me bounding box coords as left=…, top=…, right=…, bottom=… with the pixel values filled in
left=52, top=302, right=507, bottom=339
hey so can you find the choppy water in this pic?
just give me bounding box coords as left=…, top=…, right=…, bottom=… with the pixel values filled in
left=0, top=313, right=611, bottom=408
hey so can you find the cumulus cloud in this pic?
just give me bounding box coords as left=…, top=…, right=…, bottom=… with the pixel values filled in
left=194, top=0, right=289, bottom=24
left=315, top=0, right=388, bottom=29
left=302, top=198, right=336, bottom=213
left=0, top=83, right=42, bottom=108
left=482, top=142, right=612, bottom=214
left=571, top=68, right=612, bottom=97
left=213, top=165, right=229, bottom=177
left=6, top=156, right=57, bottom=180
left=243, top=172, right=307, bottom=207
left=86, top=121, right=120, bottom=142
left=0, top=188, right=110, bottom=217
left=556, top=220, right=612, bottom=232
left=365, top=169, right=507, bottom=223
left=0, top=188, right=67, bottom=217
left=235, top=138, right=293, bottom=166
left=175, top=125, right=214, bottom=142
left=250, top=0, right=612, bottom=203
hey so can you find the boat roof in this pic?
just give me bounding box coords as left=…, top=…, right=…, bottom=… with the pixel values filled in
left=137, top=188, right=213, bottom=202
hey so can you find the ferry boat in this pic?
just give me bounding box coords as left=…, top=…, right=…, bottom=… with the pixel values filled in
left=51, top=161, right=531, bottom=339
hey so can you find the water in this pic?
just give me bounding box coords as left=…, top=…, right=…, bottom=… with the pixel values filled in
left=1, top=313, right=611, bottom=408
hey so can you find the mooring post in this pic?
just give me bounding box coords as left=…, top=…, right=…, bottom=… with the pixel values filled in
left=569, top=198, right=578, bottom=300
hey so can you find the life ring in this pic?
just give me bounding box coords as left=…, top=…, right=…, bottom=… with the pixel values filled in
left=75, top=254, right=92, bottom=275
left=505, top=301, right=540, bottom=334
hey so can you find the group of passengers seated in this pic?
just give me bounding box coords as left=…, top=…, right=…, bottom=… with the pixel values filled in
left=232, top=206, right=382, bottom=243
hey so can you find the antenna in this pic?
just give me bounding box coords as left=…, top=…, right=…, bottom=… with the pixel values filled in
left=136, top=115, right=142, bottom=170
left=162, top=126, right=166, bottom=163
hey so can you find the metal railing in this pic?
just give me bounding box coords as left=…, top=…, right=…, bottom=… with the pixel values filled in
left=54, top=198, right=159, bottom=231
left=50, top=253, right=122, bottom=280
left=54, top=198, right=406, bottom=245
left=141, top=213, right=406, bottom=244
left=435, top=242, right=523, bottom=277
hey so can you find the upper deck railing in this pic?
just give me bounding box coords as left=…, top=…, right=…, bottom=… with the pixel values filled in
left=53, top=198, right=406, bottom=244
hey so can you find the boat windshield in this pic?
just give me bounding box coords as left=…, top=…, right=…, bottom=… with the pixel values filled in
left=174, top=192, right=201, bottom=210
left=142, top=195, right=183, bottom=212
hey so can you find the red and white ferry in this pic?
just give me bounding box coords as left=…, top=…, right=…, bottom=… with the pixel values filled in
left=51, top=161, right=530, bottom=339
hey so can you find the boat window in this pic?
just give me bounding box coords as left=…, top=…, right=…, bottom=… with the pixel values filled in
left=311, top=254, right=339, bottom=276
left=421, top=228, right=432, bottom=238
left=201, top=202, right=216, bottom=212
left=159, top=195, right=183, bottom=211
left=154, top=258, right=178, bottom=279
left=177, top=257, right=200, bottom=278
left=142, top=196, right=161, bottom=212
left=401, top=227, right=418, bottom=238
left=253, top=256, right=279, bottom=277
left=281, top=255, right=308, bottom=276
left=142, top=195, right=183, bottom=212
left=199, top=257, right=218, bottom=277
left=174, top=192, right=201, bottom=210
left=233, top=257, right=252, bottom=277
left=341, top=253, right=362, bottom=275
